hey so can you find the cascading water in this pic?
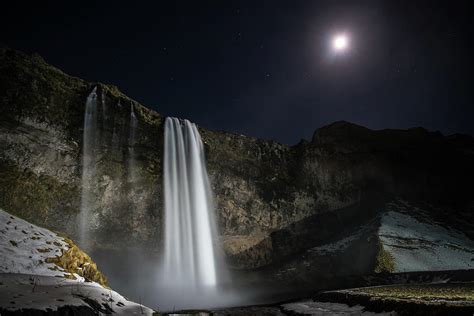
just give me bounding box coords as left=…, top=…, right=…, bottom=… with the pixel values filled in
left=162, top=117, right=219, bottom=291
left=101, top=89, right=106, bottom=120
left=128, top=103, right=138, bottom=183
left=79, top=87, right=98, bottom=249
left=111, top=101, right=121, bottom=150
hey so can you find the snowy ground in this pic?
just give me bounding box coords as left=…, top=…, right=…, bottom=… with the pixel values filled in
left=281, top=301, right=397, bottom=315
left=0, top=273, right=154, bottom=315
left=0, top=208, right=84, bottom=280
left=0, top=208, right=154, bottom=315
left=170, top=301, right=397, bottom=315
left=379, top=200, right=474, bottom=272
left=308, top=221, right=374, bottom=255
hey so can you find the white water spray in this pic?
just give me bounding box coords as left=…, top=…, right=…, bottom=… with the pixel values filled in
left=79, top=87, right=98, bottom=249
left=162, top=117, right=219, bottom=290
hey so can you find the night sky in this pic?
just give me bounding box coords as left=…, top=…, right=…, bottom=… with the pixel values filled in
left=1, top=0, right=472, bottom=144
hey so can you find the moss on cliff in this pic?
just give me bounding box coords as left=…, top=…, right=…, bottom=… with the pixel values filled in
left=0, top=160, right=79, bottom=227
left=46, top=236, right=108, bottom=287
left=0, top=48, right=88, bottom=140
left=1, top=48, right=164, bottom=250
left=374, top=240, right=395, bottom=273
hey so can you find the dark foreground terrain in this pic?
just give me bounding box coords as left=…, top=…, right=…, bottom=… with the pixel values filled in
left=162, top=282, right=474, bottom=316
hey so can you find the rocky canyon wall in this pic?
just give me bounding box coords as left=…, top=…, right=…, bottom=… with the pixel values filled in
left=1, top=48, right=473, bottom=273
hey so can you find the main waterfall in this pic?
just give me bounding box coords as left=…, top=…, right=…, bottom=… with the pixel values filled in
left=162, top=117, right=218, bottom=289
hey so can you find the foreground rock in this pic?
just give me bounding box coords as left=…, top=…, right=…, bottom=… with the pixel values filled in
left=163, top=282, right=473, bottom=315
left=163, top=302, right=395, bottom=316
left=0, top=209, right=154, bottom=315
left=0, top=274, right=154, bottom=315
left=250, top=198, right=474, bottom=292
left=165, top=300, right=396, bottom=315
left=0, top=208, right=106, bottom=283
left=281, top=301, right=396, bottom=315
left=378, top=200, right=474, bottom=272
left=315, top=282, right=474, bottom=316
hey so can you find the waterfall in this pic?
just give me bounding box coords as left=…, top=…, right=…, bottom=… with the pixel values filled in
left=111, top=100, right=121, bottom=151
left=101, top=89, right=106, bottom=120
left=79, top=87, right=98, bottom=249
left=162, top=117, right=219, bottom=290
left=128, top=103, right=138, bottom=183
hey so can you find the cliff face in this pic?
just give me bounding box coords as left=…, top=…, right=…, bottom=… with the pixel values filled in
left=1, top=48, right=473, bottom=275
left=0, top=48, right=164, bottom=250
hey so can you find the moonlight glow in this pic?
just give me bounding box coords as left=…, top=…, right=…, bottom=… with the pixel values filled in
left=332, top=34, right=348, bottom=51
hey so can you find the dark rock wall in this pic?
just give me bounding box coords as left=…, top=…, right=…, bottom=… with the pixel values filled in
left=1, top=48, right=473, bottom=272
left=0, top=48, right=164, bottom=250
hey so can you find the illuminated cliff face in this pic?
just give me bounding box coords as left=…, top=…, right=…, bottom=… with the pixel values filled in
left=0, top=47, right=473, bottom=272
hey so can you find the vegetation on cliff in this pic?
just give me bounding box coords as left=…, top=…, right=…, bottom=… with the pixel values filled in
left=374, top=240, right=395, bottom=273
left=0, top=160, right=79, bottom=228
left=46, top=236, right=108, bottom=287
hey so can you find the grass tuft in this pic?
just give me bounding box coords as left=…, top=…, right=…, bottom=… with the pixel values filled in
left=46, top=237, right=108, bottom=287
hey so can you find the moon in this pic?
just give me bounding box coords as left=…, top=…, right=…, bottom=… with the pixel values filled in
left=332, top=34, right=348, bottom=52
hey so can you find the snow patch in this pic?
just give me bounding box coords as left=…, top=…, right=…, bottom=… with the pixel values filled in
left=282, top=300, right=396, bottom=315
left=0, top=209, right=73, bottom=278
left=309, top=221, right=374, bottom=255
left=0, top=273, right=154, bottom=315
left=379, top=201, right=474, bottom=272
left=0, top=209, right=155, bottom=314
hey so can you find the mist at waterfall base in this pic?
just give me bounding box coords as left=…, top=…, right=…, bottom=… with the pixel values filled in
left=90, top=247, right=275, bottom=311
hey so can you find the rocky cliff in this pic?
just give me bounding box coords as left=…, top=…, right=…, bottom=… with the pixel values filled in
left=0, top=48, right=164, bottom=251
left=1, top=48, right=473, bottom=280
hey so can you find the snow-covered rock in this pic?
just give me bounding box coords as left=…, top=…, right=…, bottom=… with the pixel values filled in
left=379, top=200, right=474, bottom=272
left=0, top=273, right=154, bottom=315
left=0, top=208, right=72, bottom=278
left=0, top=208, right=154, bottom=315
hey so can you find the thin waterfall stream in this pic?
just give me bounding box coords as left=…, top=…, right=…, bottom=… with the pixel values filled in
left=128, top=103, right=138, bottom=183
left=79, top=87, right=98, bottom=250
